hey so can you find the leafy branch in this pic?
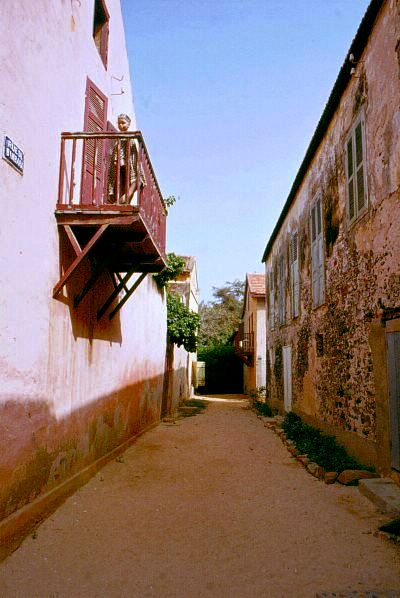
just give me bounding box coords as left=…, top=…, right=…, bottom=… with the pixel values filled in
left=153, top=253, right=186, bottom=289
left=167, top=293, right=200, bottom=353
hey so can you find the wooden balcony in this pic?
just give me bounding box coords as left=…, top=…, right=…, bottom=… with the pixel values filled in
left=53, top=131, right=167, bottom=319
left=235, top=326, right=254, bottom=366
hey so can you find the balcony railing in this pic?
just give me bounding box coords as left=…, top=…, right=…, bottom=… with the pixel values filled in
left=57, top=131, right=166, bottom=258
left=236, top=332, right=254, bottom=355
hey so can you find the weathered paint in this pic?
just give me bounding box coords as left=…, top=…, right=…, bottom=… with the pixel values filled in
left=0, top=2, right=167, bottom=524
left=264, top=0, right=400, bottom=471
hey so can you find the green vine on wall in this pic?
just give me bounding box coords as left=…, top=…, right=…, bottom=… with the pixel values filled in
left=167, top=293, right=200, bottom=353
left=153, top=253, right=186, bottom=289
left=154, top=253, right=199, bottom=353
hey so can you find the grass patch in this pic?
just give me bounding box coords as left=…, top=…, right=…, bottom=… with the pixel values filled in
left=251, top=400, right=273, bottom=418
left=282, top=412, right=374, bottom=473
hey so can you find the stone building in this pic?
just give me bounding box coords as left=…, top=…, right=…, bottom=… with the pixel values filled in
left=235, top=274, right=266, bottom=395
left=0, top=0, right=168, bottom=545
left=262, top=0, right=400, bottom=474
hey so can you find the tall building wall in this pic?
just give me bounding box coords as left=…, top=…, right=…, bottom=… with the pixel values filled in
left=0, top=1, right=167, bottom=525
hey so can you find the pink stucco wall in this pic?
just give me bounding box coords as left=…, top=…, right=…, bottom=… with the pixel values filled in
left=0, top=1, right=167, bottom=522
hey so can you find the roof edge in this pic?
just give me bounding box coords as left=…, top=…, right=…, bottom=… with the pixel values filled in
left=262, top=0, right=384, bottom=263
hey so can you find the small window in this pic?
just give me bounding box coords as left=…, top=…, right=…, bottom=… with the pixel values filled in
left=310, top=196, right=325, bottom=307
left=290, top=231, right=300, bottom=318
left=345, top=113, right=368, bottom=224
left=93, top=0, right=110, bottom=68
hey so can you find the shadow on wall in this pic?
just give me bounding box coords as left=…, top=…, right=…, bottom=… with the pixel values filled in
left=0, top=373, right=164, bottom=526
left=161, top=341, right=190, bottom=417
left=55, top=228, right=123, bottom=343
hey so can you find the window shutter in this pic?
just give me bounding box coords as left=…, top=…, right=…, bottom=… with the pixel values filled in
left=345, top=115, right=367, bottom=223
left=100, top=21, right=109, bottom=68
left=316, top=199, right=324, bottom=304
left=291, top=232, right=299, bottom=318
left=310, top=200, right=324, bottom=307
left=269, top=270, right=275, bottom=330
left=310, top=206, right=318, bottom=306
left=346, top=139, right=355, bottom=221
left=82, top=79, right=108, bottom=204
left=317, top=227, right=324, bottom=305
left=355, top=122, right=365, bottom=213
left=279, top=254, right=285, bottom=325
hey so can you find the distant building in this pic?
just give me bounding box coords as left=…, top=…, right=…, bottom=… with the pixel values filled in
left=0, top=0, right=168, bottom=540
left=262, top=0, right=400, bottom=475
left=162, top=256, right=199, bottom=416
left=235, top=274, right=266, bottom=395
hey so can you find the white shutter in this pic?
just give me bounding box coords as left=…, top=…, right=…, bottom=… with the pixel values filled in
left=279, top=254, right=285, bottom=325
left=290, top=232, right=299, bottom=318
left=311, top=199, right=324, bottom=307
left=310, top=205, right=318, bottom=306
left=316, top=198, right=324, bottom=305
left=345, top=114, right=367, bottom=224
left=269, top=270, right=275, bottom=331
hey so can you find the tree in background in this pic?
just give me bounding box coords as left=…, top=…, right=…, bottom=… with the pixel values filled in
left=197, top=279, right=245, bottom=393
left=198, top=279, right=245, bottom=348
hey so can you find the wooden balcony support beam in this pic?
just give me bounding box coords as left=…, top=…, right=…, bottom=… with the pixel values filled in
left=53, top=224, right=110, bottom=298
left=97, top=266, right=137, bottom=320
left=64, top=225, right=82, bottom=256
left=108, top=272, right=147, bottom=321
left=73, top=256, right=112, bottom=308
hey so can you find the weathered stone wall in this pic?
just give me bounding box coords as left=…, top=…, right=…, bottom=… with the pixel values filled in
left=265, top=0, right=400, bottom=470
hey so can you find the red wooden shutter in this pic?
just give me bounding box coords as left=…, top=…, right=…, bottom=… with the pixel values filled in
left=82, top=78, right=108, bottom=205
left=100, top=21, right=109, bottom=68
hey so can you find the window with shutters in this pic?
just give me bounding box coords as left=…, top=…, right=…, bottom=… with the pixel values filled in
left=269, top=268, right=275, bottom=331
left=290, top=231, right=300, bottom=318
left=93, top=0, right=110, bottom=68
left=310, top=196, right=325, bottom=307
left=345, top=113, right=368, bottom=225
left=278, top=253, right=286, bottom=326
left=82, top=78, right=108, bottom=204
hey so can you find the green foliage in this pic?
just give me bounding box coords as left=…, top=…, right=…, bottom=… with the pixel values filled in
left=198, top=279, right=245, bottom=347
left=167, top=293, right=200, bottom=353
left=250, top=399, right=273, bottom=417
left=153, top=253, right=186, bottom=289
left=197, top=343, right=236, bottom=363
left=282, top=412, right=374, bottom=473
left=163, top=195, right=177, bottom=208
left=248, top=386, right=267, bottom=400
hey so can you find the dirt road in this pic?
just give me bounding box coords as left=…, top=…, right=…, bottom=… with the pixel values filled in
left=1, top=396, right=399, bottom=597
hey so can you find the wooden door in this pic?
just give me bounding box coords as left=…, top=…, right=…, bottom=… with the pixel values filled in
left=387, top=320, right=400, bottom=470
left=283, top=346, right=292, bottom=412
left=82, top=78, right=108, bottom=205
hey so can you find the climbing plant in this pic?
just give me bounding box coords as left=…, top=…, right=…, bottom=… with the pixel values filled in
left=163, top=195, right=177, bottom=208
left=153, top=253, right=186, bottom=289
left=167, top=293, right=200, bottom=353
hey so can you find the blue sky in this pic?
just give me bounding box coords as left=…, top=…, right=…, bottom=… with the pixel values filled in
left=121, top=0, right=370, bottom=302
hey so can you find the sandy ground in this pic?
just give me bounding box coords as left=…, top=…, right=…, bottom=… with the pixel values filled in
left=1, top=395, right=399, bottom=598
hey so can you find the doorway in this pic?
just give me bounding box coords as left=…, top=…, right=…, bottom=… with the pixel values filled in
left=387, top=319, right=400, bottom=470
left=282, top=346, right=292, bottom=412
